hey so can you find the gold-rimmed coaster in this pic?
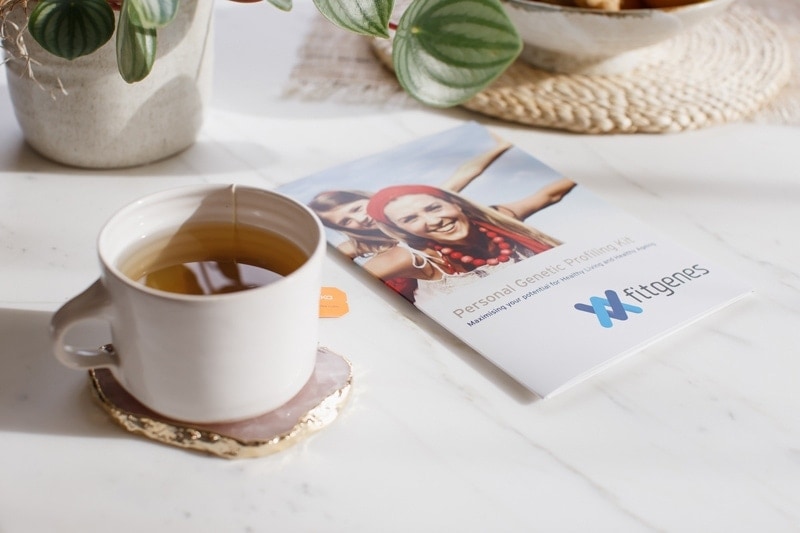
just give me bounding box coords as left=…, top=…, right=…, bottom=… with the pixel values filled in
left=371, top=5, right=791, bottom=133
left=89, top=346, right=352, bottom=459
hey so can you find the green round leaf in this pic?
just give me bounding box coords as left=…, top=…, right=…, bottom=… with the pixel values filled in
left=117, top=0, right=157, bottom=82
left=28, top=0, right=115, bottom=60
left=127, top=0, right=180, bottom=30
left=313, top=0, right=392, bottom=38
left=393, top=0, right=522, bottom=107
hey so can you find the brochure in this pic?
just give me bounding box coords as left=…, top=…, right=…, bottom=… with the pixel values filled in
left=278, top=122, right=751, bottom=398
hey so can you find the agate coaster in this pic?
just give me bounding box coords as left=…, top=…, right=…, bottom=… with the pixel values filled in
left=88, top=346, right=352, bottom=459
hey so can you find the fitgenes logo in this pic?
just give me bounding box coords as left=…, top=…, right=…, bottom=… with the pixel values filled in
left=574, top=290, right=643, bottom=328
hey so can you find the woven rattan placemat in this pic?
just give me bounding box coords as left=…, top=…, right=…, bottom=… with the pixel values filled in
left=283, top=0, right=800, bottom=131
left=369, top=6, right=790, bottom=133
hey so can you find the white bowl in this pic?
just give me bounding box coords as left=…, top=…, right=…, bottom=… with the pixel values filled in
left=502, top=0, right=737, bottom=74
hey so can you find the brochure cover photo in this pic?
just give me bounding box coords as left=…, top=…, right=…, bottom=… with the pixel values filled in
left=277, top=122, right=751, bottom=398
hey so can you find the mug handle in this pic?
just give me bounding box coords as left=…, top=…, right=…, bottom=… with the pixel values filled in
left=50, top=279, right=118, bottom=369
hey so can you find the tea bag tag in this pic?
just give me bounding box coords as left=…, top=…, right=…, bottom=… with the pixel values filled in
left=319, top=287, right=349, bottom=318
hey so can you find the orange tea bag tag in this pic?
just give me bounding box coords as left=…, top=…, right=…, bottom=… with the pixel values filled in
left=319, top=287, right=349, bottom=318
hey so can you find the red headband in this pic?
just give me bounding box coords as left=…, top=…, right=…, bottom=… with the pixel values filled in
left=367, top=183, right=553, bottom=254
left=366, top=185, right=450, bottom=225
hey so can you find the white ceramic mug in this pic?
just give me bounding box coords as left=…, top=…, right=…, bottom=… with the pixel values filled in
left=51, top=184, right=326, bottom=423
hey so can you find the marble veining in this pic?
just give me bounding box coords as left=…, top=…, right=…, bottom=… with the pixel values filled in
left=0, top=2, right=799, bottom=532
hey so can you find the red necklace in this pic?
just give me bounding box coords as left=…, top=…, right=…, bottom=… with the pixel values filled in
left=430, top=227, right=513, bottom=270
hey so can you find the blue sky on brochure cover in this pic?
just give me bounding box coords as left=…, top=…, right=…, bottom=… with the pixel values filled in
left=278, top=122, right=561, bottom=207
left=277, top=122, right=609, bottom=245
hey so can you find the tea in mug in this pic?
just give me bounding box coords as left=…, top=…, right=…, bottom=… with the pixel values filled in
left=119, top=222, right=307, bottom=295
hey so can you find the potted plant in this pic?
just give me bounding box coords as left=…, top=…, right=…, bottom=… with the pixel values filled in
left=0, top=0, right=522, bottom=167
left=1, top=0, right=217, bottom=168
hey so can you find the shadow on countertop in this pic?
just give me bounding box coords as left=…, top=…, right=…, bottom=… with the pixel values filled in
left=0, top=308, right=123, bottom=438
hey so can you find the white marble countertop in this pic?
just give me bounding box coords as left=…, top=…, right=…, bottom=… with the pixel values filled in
left=1, top=2, right=799, bottom=532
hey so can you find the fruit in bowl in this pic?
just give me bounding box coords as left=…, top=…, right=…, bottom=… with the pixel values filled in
left=502, top=0, right=737, bottom=74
